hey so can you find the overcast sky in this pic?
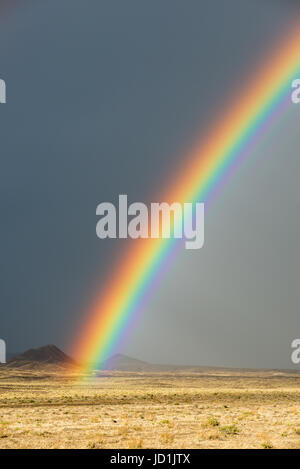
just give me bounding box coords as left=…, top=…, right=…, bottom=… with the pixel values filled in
left=1, top=0, right=300, bottom=369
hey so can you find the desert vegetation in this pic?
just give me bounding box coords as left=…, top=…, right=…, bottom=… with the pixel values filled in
left=0, top=366, right=300, bottom=449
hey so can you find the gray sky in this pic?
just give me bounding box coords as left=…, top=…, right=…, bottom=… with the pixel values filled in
left=1, top=0, right=300, bottom=369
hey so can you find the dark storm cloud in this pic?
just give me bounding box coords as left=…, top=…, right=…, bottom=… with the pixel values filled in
left=0, top=1, right=299, bottom=368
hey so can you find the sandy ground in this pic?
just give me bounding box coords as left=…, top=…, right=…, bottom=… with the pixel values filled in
left=0, top=367, right=300, bottom=449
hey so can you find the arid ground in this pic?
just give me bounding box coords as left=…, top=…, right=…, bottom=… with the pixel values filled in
left=0, top=366, right=300, bottom=449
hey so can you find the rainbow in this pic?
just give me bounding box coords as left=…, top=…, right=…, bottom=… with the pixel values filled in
left=72, top=24, right=300, bottom=374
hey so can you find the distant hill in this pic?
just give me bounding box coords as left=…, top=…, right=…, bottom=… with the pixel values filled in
left=94, top=354, right=300, bottom=375
left=6, top=352, right=20, bottom=362
left=3, top=347, right=300, bottom=376
left=101, top=353, right=155, bottom=372
left=6, top=345, right=75, bottom=369
left=96, top=354, right=225, bottom=372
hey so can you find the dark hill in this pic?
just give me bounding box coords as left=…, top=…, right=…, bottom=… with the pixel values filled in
left=7, top=345, right=75, bottom=368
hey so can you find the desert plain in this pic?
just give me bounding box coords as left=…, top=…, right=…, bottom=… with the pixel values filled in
left=0, top=363, right=300, bottom=449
